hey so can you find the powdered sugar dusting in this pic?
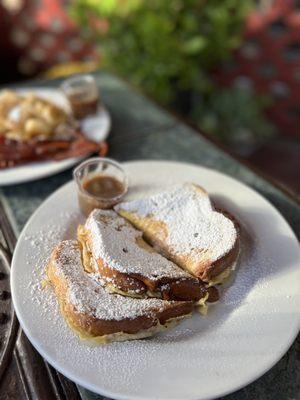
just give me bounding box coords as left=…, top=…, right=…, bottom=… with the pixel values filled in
left=12, top=163, right=300, bottom=399
left=23, top=210, right=83, bottom=313
left=53, top=240, right=184, bottom=321
left=222, top=230, right=277, bottom=307
left=85, top=209, right=191, bottom=280
left=116, top=183, right=237, bottom=262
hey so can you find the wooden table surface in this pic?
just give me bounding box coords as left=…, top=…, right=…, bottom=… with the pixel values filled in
left=0, top=72, right=299, bottom=400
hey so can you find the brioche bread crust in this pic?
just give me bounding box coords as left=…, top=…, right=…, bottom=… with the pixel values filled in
left=116, top=184, right=240, bottom=283
left=78, top=210, right=207, bottom=301
left=47, top=240, right=193, bottom=342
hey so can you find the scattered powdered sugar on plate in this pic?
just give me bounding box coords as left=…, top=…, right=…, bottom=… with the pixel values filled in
left=12, top=164, right=300, bottom=399
left=23, top=207, right=278, bottom=351
left=221, top=225, right=278, bottom=309
left=23, top=210, right=83, bottom=311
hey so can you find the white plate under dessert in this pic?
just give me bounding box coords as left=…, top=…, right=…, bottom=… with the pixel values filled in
left=0, top=88, right=111, bottom=186
left=11, top=161, right=300, bottom=400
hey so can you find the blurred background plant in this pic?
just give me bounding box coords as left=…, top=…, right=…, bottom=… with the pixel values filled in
left=1, top=0, right=298, bottom=192
left=72, top=0, right=249, bottom=103
left=192, top=86, right=275, bottom=155
left=70, top=0, right=276, bottom=151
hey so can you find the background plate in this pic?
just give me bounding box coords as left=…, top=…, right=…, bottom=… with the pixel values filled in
left=11, top=161, right=300, bottom=400
left=0, top=88, right=111, bottom=186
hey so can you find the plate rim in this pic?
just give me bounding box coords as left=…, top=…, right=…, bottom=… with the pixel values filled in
left=0, top=87, right=111, bottom=186
left=10, top=160, right=300, bottom=400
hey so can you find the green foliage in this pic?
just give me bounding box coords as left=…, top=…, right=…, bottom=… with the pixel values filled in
left=194, top=87, right=276, bottom=146
left=71, top=0, right=141, bottom=19
left=71, top=0, right=252, bottom=103
left=71, top=0, right=275, bottom=145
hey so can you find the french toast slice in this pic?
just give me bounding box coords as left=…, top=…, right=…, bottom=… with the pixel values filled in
left=47, top=240, right=193, bottom=343
left=78, top=209, right=207, bottom=302
left=115, top=183, right=239, bottom=283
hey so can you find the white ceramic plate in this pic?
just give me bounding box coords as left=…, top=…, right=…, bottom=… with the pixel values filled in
left=0, top=88, right=111, bottom=186
left=11, top=161, right=300, bottom=400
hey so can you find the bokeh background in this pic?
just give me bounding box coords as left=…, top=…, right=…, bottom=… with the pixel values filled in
left=0, top=0, right=299, bottom=195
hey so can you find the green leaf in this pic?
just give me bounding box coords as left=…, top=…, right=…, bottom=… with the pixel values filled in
left=69, top=0, right=275, bottom=143
left=183, top=36, right=206, bottom=54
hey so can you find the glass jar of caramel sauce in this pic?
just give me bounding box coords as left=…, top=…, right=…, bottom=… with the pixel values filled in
left=73, top=158, right=128, bottom=216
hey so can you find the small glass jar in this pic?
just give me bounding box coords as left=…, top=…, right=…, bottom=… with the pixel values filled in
left=61, top=74, right=99, bottom=119
left=73, top=157, right=128, bottom=216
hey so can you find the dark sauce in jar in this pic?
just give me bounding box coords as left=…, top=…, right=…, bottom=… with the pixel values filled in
left=78, top=175, right=125, bottom=216
left=83, top=175, right=124, bottom=199
left=67, top=90, right=99, bottom=119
